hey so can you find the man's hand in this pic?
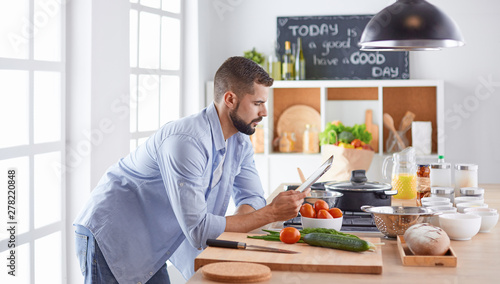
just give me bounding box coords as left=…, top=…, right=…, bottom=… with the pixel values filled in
left=267, top=189, right=308, bottom=221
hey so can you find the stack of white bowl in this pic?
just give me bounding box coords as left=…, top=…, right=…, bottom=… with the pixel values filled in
left=422, top=195, right=498, bottom=240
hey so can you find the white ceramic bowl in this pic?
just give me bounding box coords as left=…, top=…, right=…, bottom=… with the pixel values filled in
left=454, top=196, right=484, bottom=205
left=465, top=211, right=499, bottom=233
left=439, top=213, right=481, bottom=240
left=421, top=197, right=450, bottom=203
left=422, top=201, right=453, bottom=207
left=456, top=202, right=488, bottom=213
left=427, top=206, right=457, bottom=226
left=463, top=207, right=498, bottom=214
left=301, top=216, right=343, bottom=231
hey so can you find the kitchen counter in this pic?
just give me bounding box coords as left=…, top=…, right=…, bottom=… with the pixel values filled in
left=188, top=184, right=500, bottom=283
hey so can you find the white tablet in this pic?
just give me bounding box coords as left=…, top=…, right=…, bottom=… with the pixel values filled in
left=294, top=155, right=334, bottom=192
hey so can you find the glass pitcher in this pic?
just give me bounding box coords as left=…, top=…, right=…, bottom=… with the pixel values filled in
left=382, top=147, right=417, bottom=199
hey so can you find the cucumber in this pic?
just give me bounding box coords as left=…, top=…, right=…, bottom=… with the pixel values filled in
left=303, top=233, right=373, bottom=252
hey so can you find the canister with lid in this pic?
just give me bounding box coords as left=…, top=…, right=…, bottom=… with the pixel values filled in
left=455, top=164, right=478, bottom=190
left=431, top=186, right=455, bottom=203
left=460, top=187, right=484, bottom=199
left=430, top=163, right=452, bottom=187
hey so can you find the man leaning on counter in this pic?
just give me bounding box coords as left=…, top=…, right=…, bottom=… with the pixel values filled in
left=72, top=57, right=309, bottom=283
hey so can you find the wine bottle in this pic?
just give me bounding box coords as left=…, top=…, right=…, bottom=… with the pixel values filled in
left=282, top=41, right=294, bottom=80
left=268, top=41, right=281, bottom=81
left=295, top=37, right=306, bottom=80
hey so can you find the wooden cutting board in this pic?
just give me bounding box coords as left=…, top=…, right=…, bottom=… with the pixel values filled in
left=365, top=109, right=379, bottom=153
left=195, top=232, right=383, bottom=274
left=276, top=105, right=321, bottom=152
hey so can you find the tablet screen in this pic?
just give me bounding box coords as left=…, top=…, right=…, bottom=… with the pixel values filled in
left=295, top=155, right=334, bottom=192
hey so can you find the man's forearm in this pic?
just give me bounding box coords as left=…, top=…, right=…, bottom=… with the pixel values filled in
left=225, top=205, right=275, bottom=233
left=234, top=204, right=256, bottom=215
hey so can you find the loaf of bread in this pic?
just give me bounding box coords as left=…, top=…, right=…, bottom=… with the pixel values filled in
left=404, top=223, right=450, bottom=256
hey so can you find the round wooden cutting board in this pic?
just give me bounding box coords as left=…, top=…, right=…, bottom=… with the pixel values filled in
left=276, top=105, right=321, bottom=152
left=201, top=262, right=272, bottom=283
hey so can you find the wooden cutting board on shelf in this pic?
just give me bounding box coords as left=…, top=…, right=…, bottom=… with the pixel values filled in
left=195, top=232, right=383, bottom=274
left=365, top=109, right=379, bottom=152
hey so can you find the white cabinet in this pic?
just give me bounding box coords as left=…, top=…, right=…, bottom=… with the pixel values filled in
left=207, top=80, right=444, bottom=196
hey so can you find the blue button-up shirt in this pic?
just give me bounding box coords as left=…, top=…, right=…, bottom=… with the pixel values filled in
left=74, top=103, right=266, bottom=282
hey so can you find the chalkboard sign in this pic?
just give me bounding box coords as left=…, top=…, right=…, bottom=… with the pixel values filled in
left=277, top=15, right=409, bottom=80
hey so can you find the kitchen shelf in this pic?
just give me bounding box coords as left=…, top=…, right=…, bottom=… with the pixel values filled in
left=268, top=79, right=444, bottom=155
left=206, top=79, right=444, bottom=195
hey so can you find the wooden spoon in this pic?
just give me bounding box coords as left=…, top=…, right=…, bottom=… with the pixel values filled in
left=383, top=113, right=406, bottom=150
left=297, top=167, right=306, bottom=183
left=399, top=111, right=416, bottom=132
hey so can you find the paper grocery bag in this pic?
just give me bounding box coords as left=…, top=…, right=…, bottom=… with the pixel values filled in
left=318, top=144, right=375, bottom=182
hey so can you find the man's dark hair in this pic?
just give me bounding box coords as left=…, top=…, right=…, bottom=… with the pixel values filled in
left=214, top=56, right=274, bottom=102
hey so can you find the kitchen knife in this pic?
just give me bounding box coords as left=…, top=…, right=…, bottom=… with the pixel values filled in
left=206, top=239, right=300, bottom=254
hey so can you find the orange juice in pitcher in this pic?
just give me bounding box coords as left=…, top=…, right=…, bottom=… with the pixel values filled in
left=383, top=147, right=417, bottom=199
left=392, top=173, right=417, bottom=199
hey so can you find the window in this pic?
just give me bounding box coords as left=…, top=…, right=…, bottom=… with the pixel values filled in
left=0, top=0, right=65, bottom=283
left=129, top=0, right=182, bottom=150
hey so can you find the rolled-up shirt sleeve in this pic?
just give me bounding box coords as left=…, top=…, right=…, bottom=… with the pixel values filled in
left=232, top=139, right=266, bottom=211
left=156, top=134, right=226, bottom=249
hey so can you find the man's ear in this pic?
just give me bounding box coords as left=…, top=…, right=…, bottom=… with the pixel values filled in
left=223, top=91, right=238, bottom=109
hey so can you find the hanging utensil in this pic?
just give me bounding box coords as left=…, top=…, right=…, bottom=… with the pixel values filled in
left=206, top=239, right=300, bottom=254
left=399, top=111, right=416, bottom=132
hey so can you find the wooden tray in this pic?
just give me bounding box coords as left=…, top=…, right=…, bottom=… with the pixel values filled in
left=397, top=235, right=457, bottom=267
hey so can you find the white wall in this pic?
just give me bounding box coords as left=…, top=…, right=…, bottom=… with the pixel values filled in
left=198, top=0, right=500, bottom=183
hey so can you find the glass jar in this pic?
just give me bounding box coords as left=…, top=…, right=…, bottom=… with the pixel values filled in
left=416, top=164, right=431, bottom=206
left=455, top=164, right=478, bottom=191
left=249, top=125, right=264, bottom=153
left=279, top=132, right=295, bottom=153
left=459, top=187, right=484, bottom=199
left=430, top=163, right=452, bottom=187
left=302, top=124, right=319, bottom=154
left=431, top=186, right=455, bottom=204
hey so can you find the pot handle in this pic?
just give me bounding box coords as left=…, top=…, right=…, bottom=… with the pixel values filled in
left=383, top=190, right=398, bottom=196
left=360, top=205, right=373, bottom=212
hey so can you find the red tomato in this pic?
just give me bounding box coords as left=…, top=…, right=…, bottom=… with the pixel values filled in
left=316, top=209, right=334, bottom=219
left=314, top=200, right=329, bottom=213
left=328, top=208, right=343, bottom=218
left=280, top=227, right=301, bottom=244
left=351, top=139, right=362, bottom=148
left=300, top=203, right=316, bottom=218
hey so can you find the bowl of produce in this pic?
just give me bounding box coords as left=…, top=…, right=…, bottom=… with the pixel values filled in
left=301, top=215, right=343, bottom=231
left=300, top=199, right=343, bottom=231
left=304, top=190, right=343, bottom=209
left=361, top=205, right=435, bottom=238
left=439, top=213, right=481, bottom=240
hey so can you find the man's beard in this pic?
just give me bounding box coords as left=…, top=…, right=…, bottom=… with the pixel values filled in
left=229, top=103, right=262, bottom=135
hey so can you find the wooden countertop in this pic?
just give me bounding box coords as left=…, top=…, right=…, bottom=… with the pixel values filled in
left=188, top=184, right=500, bottom=283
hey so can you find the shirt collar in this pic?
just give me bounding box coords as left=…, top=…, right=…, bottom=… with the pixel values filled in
left=207, top=103, right=226, bottom=152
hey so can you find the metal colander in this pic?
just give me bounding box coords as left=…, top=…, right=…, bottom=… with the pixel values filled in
left=361, top=205, right=435, bottom=238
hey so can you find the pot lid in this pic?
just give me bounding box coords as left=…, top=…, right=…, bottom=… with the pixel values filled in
left=325, top=170, right=392, bottom=191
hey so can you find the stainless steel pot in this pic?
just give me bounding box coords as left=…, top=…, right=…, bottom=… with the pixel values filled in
left=304, top=190, right=343, bottom=209
left=325, top=170, right=396, bottom=212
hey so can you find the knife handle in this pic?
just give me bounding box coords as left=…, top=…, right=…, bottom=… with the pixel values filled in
left=206, top=239, right=246, bottom=249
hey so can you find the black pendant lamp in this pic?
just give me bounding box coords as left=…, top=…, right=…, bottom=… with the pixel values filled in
left=359, top=0, right=465, bottom=51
